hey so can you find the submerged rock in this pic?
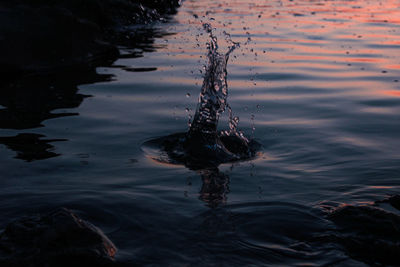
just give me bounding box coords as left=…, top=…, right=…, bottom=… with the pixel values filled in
left=327, top=204, right=400, bottom=266
left=0, top=208, right=117, bottom=267
left=375, top=194, right=400, bottom=211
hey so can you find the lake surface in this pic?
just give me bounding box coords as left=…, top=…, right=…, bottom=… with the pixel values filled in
left=1, top=0, right=400, bottom=265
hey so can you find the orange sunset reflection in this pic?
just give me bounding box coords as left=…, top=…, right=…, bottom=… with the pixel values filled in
left=159, top=0, right=400, bottom=111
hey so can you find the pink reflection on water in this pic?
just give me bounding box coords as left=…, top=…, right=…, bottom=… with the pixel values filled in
left=165, top=0, right=400, bottom=118
left=383, top=91, right=400, bottom=97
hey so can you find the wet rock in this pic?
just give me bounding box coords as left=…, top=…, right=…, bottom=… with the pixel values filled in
left=375, top=194, right=400, bottom=211
left=327, top=205, right=400, bottom=266
left=0, top=208, right=117, bottom=267
left=0, top=3, right=118, bottom=76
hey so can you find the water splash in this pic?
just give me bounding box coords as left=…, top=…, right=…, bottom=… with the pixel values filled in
left=221, top=104, right=249, bottom=143
left=188, top=23, right=239, bottom=138
left=143, top=25, right=260, bottom=169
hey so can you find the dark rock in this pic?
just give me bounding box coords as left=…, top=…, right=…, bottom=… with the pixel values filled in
left=0, top=0, right=180, bottom=76
left=329, top=205, right=400, bottom=238
left=327, top=205, right=400, bottom=266
left=0, top=208, right=117, bottom=267
left=375, top=194, right=400, bottom=211
left=387, top=195, right=400, bottom=210
left=0, top=1, right=180, bottom=163
left=0, top=3, right=118, bottom=75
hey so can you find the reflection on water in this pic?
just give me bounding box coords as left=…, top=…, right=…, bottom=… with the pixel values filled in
left=116, top=27, right=177, bottom=59
left=0, top=71, right=106, bottom=130
left=1, top=0, right=400, bottom=266
left=198, top=168, right=230, bottom=207
left=0, top=133, right=66, bottom=162
left=0, top=23, right=177, bottom=160
left=0, top=70, right=110, bottom=161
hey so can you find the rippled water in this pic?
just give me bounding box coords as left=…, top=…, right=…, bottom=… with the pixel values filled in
left=1, top=0, right=400, bottom=265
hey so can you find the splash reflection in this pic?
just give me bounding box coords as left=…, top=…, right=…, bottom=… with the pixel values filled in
left=198, top=168, right=230, bottom=208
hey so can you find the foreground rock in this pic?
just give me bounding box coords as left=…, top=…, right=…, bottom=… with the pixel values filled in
left=375, top=194, right=400, bottom=211
left=327, top=199, right=400, bottom=266
left=0, top=208, right=118, bottom=267
left=0, top=0, right=180, bottom=78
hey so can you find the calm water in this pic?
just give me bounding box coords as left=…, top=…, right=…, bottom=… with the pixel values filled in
left=1, top=0, right=400, bottom=265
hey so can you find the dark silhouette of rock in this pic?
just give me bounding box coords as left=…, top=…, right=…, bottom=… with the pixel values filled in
left=327, top=205, right=400, bottom=266
left=0, top=208, right=118, bottom=267
left=375, top=194, right=400, bottom=211
left=0, top=3, right=117, bottom=77
left=0, top=0, right=180, bottom=76
left=0, top=0, right=180, bottom=162
left=387, top=195, right=400, bottom=210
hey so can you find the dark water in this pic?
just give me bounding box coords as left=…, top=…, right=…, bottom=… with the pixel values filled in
left=1, top=0, right=400, bottom=265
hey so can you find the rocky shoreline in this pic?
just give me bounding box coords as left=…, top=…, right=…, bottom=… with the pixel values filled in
left=0, top=0, right=180, bottom=78
left=0, top=0, right=181, bottom=133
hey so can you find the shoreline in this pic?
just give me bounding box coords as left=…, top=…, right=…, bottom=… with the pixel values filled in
left=0, top=0, right=180, bottom=79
